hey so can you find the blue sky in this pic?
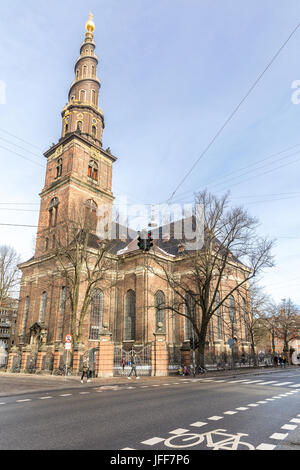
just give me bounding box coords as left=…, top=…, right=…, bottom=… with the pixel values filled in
left=1, top=1, right=300, bottom=304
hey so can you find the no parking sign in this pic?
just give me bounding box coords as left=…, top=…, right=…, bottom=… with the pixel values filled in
left=65, top=334, right=72, bottom=343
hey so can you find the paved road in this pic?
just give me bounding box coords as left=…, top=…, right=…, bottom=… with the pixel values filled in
left=0, top=369, right=299, bottom=450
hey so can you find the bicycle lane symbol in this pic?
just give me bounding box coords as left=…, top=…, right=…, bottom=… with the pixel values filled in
left=163, top=428, right=255, bottom=450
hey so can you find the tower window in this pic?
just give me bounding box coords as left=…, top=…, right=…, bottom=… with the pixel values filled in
left=84, top=199, right=97, bottom=230
left=80, top=90, right=86, bottom=101
left=91, top=89, right=96, bottom=105
left=88, top=160, right=98, bottom=181
left=64, top=123, right=69, bottom=135
left=56, top=158, right=62, bottom=178
left=49, top=197, right=59, bottom=227
left=91, top=125, right=97, bottom=139
left=76, top=121, right=82, bottom=133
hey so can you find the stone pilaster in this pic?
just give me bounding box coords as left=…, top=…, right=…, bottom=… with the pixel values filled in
left=20, top=345, right=32, bottom=372
left=95, top=324, right=114, bottom=377
left=151, top=323, right=169, bottom=376
left=72, top=343, right=85, bottom=374
left=7, top=346, right=19, bottom=371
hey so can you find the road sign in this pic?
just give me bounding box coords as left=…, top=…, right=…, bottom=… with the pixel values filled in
left=65, top=342, right=72, bottom=350
left=65, top=334, right=72, bottom=343
left=227, top=338, right=235, bottom=349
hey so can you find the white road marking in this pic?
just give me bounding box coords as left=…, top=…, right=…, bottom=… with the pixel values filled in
left=59, top=394, right=72, bottom=397
left=0, top=402, right=6, bottom=405
left=39, top=396, right=53, bottom=400
left=224, top=411, right=237, bottom=415
left=281, top=424, right=297, bottom=430
left=16, top=399, right=31, bottom=402
left=256, top=443, right=276, bottom=450
left=79, top=392, right=90, bottom=395
left=265, top=398, right=275, bottom=401
left=208, top=415, right=223, bottom=420
left=169, top=428, right=189, bottom=435
left=190, top=421, right=207, bottom=427
left=242, top=380, right=264, bottom=384
left=269, top=433, right=288, bottom=440
left=141, top=437, right=165, bottom=446
left=273, top=382, right=293, bottom=386
left=288, top=384, right=300, bottom=388
left=256, top=401, right=267, bottom=404
left=227, top=379, right=250, bottom=383
left=256, top=381, right=278, bottom=385
left=247, top=404, right=259, bottom=407
left=122, top=447, right=136, bottom=450
left=290, top=418, right=300, bottom=424
left=235, top=407, right=249, bottom=411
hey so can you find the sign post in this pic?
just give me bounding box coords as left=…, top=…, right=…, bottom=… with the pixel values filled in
left=64, top=334, right=72, bottom=379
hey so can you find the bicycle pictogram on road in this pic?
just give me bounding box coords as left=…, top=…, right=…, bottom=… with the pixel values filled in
left=164, top=428, right=255, bottom=450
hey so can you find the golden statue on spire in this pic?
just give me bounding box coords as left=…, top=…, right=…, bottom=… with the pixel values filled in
left=85, top=12, right=95, bottom=39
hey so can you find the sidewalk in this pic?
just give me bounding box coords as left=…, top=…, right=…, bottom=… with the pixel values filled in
left=0, top=365, right=297, bottom=397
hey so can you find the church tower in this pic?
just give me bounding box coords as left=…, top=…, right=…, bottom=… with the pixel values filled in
left=35, top=14, right=117, bottom=257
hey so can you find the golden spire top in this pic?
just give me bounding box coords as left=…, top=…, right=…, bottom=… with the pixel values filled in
left=85, top=12, right=95, bottom=38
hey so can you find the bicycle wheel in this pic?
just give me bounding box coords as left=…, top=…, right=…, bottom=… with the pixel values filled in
left=164, top=432, right=204, bottom=448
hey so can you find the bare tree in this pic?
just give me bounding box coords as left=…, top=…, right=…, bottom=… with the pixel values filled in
left=0, top=245, right=21, bottom=303
left=47, top=211, right=118, bottom=346
left=151, top=190, right=275, bottom=367
left=273, top=298, right=300, bottom=356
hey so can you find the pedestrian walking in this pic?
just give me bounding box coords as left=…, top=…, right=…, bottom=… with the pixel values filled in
left=121, top=357, right=126, bottom=374
left=278, top=355, right=283, bottom=368
left=273, top=355, right=278, bottom=367
left=128, top=352, right=139, bottom=379
left=282, top=353, right=287, bottom=368
left=81, top=361, right=91, bottom=383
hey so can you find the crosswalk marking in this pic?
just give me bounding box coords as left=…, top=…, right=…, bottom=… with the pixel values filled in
left=16, top=399, right=31, bottom=402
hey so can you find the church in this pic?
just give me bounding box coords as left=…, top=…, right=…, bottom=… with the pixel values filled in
left=9, top=15, right=252, bottom=376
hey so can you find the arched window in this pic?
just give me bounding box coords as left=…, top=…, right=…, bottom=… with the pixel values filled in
left=83, top=65, right=87, bottom=78
left=76, top=69, right=79, bottom=80
left=124, top=290, right=135, bottom=341
left=80, top=89, right=86, bottom=101
left=84, top=199, right=97, bottom=231
left=49, top=197, right=59, bottom=227
left=22, top=296, right=30, bottom=337
left=216, top=291, right=222, bottom=340
left=56, top=158, right=62, bottom=178
left=88, top=159, right=98, bottom=181
left=229, top=295, right=236, bottom=337
left=155, top=290, right=165, bottom=333
left=39, top=291, right=48, bottom=323
left=64, top=123, right=69, bottom=135
left=91, top=89, right=96, bottom=104
left=184, top=291, right=195, bottom=340
left=76, top=121, right=82, bottom=133
left=242, top=298, right=249, bottom=341
left=89, top=289, right=104, bottom=340
left=91, top=125, right=97, bottom=139
left=91, top=65, right=95, bottom=77
left=57, top=286, right=67, bottom=341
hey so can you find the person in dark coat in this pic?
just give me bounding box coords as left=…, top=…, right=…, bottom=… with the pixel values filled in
left=128, top=352, right=139, bottom=379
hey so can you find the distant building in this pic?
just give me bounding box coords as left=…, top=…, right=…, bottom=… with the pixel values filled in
left=0, top=298, right=18, bottom=351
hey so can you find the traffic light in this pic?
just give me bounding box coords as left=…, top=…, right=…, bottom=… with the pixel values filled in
left=145, top=231, right=153, bottom=251
left=190, top=337, right=199, bottom=350
left=137, top=235, right=145, bottom=250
